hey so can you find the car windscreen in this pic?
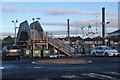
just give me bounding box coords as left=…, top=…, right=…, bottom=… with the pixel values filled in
left=8, top=46, right=19, bottom=49
left=104, top=47, right=113, bottom=50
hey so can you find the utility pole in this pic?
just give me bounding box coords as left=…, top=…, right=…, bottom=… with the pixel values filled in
left=67, top=19, right=70, bottom=44
left=67, top=19, right=70, bottom=53
left=12, top=19, right=18, bottom=45
left=96, top=16, right=98, bottom=34
left=102, top=7, right=105, bottom=45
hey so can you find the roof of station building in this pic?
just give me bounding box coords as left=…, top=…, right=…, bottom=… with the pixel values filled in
left=30, top=21, right=43, bottom=31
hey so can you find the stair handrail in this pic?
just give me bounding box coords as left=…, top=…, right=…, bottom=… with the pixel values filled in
left=48, top=34, right=72, bottom=54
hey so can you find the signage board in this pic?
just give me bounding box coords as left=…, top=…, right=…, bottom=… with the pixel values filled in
left=84, top=41, right=103, bottom=44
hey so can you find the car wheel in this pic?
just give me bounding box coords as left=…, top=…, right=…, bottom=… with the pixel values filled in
left=113, top=54, right=115, bottom=56
left=105, top=53, right=109, bottom=57
left=92, top=53, right=96, bottom=57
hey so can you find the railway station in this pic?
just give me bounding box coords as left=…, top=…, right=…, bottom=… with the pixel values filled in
left=16, top=20, right=72, bottom=58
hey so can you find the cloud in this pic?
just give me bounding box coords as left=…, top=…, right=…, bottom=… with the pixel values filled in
left=45, top=29, right=102, bottom=38
left=0, top=32, right=14, bottom=39
left=1, top=5, right=27, bottom=12
left=41, top=20, right=95, bottom=27
left=1, top=17, right=118, bottom=39
left=1, top=5, right=118, bottom=38
left=1, top=5, right=117, bottom=30
left=41, top=21, right=66, bottom=26
left=41, top=17, right=118, bottom=28
left=41, top=17, right=118, bottom=36
left=33, top=9, right=117, bottom=16
left=41, top=9, right=85, bottom=15
left=1, top=5, right=117, bottom=16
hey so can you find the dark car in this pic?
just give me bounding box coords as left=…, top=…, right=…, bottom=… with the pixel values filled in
left=1, top=45, right=21, bottom=60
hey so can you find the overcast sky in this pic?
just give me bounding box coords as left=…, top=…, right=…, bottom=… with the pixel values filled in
left=0, top=2, right=119, bottom=38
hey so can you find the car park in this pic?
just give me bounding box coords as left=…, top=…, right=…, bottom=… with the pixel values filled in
left=90, top=46, right=120, bottom=56
left=1, top=45, right=21, bottom=59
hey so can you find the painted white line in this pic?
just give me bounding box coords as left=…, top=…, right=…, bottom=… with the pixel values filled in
left=62, top=75, right=79, bottom=78
left=28, top=67, right=44, bottom=69
left=82, top=73, right=117, bottom=80
left=32, top=62, right=36, bottom=64
left=104, top=72, right=120, bottom=76
left=0, top=67, right=4, bottom=69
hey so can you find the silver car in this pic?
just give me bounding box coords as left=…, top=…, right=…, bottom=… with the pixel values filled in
left=91, top=46, right=120, bottom=56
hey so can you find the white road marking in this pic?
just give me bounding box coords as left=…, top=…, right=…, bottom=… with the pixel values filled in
left=82, top=73, right=117, bottom=80
left=28, top=66, right=44, bottom=69
left=104, top=72, right=120, bottom=76
left=32, top=62, right=36, bottom=64
left=62, top=75, right=79, bottom=78
left=0, top=67, right=4, bottom=69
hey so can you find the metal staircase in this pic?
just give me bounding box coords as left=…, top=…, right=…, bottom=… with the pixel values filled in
left=48, top=36, right=72, bottom=56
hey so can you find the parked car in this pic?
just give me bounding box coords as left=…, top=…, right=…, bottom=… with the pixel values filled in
left=90, top=46, right=120, bottom=56
left=1, top=45, right=21, bottom=59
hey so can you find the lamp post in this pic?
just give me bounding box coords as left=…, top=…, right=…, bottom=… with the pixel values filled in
left=106, top=22, right=110, bottom=46
left=12, top=19, right=18, bottom=45
left=101, top=21, right=110, bottom=45
left=81, top=26, right=84, bottom=46
left=95, top=16, right=98, bottom=34
left=67, top=19, right=71, bottom=53
left=81, top=26, right=84, bottom=37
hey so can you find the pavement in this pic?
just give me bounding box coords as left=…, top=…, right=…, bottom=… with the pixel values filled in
left=35, top=58, right=91, bottom=64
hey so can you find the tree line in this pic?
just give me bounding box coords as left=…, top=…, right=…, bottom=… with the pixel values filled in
left=0, top=36, right=14, bottom=48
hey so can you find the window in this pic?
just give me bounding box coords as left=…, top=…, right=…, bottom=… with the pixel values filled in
left=8, top=46, right=19, bottom=49
left=98, top=47, right=103, bottom=50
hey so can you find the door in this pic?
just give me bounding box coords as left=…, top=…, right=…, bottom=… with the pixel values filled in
left=96, top=47, right=104, bottom=56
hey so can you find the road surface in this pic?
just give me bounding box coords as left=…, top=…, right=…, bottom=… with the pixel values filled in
left=1, top=57, right=120, bottom=80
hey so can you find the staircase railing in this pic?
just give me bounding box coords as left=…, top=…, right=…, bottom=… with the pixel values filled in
left=48, top=35, right=72, bottom=56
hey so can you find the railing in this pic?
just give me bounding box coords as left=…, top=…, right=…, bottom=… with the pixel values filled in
left=48, top=35, right=72, bottom=56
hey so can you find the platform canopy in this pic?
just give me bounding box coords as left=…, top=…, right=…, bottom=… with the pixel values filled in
left=107, top=29, right=120, bottom=37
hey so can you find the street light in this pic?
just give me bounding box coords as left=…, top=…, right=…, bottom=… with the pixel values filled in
left=81, top=26, right=84, bottom=46
left=105, top=21, right=110, bottom=46
left=81, top=26, right=84, bottom=37
left=67, top=19, right=70, bottom=53
left=101, top=21, right=110, bottom=45
left=12, top=19, right=18, bottom=45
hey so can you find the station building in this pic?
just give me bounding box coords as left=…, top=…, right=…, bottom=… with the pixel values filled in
left=16, top=20, right=72, bottom=57
left=16, top=20, right=47, bottom=49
